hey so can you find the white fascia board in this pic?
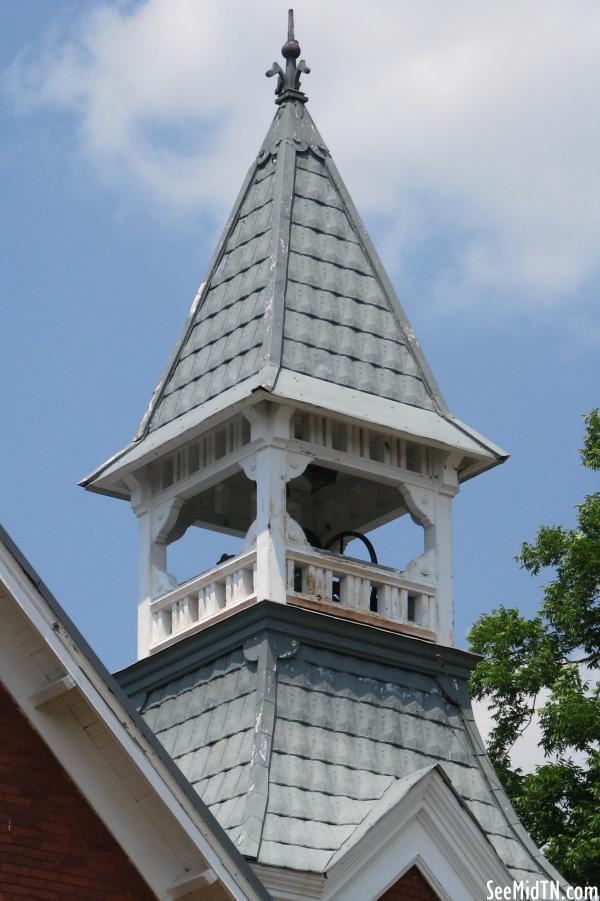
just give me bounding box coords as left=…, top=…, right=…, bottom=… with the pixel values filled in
left=81, top=370, right=269, bottom=495
left=83, top=367, right=508, bottom=497
left=272, top=370, right=508, bottom=464
left=322, top=767, right=512, bottom=901
left=0, top=615, right=180, bottom=896
left=0, top=539, right=269, bottom=901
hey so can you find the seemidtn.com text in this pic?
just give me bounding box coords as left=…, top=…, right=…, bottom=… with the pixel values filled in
left=486, top=882, right=598, bottom=900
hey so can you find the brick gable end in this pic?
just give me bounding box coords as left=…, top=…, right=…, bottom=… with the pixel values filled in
left=379, top=865, right=440, bottom=900
left=0, top=682, right=156, bottom=900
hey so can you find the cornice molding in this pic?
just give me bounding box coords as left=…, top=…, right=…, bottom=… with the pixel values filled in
left=116, top=599, right=479, bottom=697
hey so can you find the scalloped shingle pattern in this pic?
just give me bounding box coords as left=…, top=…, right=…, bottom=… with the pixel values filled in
left=132, top=640, right=548, bottom=880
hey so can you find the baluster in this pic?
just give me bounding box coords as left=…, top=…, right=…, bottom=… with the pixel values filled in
left=383, top=437, right=392, bottom=465
left=197, top=586, right=208, bottom=620
left=309, top=415, right=320, bottom=444
left=349, top=425, right=360, bottom=456
left=171, top=601, right=180, bottom=634
left=227, top=568, right=253, bottom=604
left=204, top=581, right=226, bottom=616
left=306, top=565, right=332, bottom=599
left=399, top=588, right=409, bottom=622
left=427, top=596, right=436, bottom=630
left=287, top=559, right=296, bottom=592
left=416, top=593, right=429, bottom=627
left=153, top=608, right=172, bottom=643
left=340, top=574, right=370, bottom=609
left=180, top=592, right=199, bottom=626
left=231, top=418, right=241, bottom=452
left=379, top=584, right=401, bottom=621
left=225, top=573, right=234, bottom=605
left=398, top=439, right=407, bottom=469
left=312, top=566, right=324, bottom=598
left=205, top=432, right=215, bottom=466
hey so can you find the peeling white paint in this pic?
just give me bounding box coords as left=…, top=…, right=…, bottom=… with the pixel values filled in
left=189, top=281, right=206, bottom=316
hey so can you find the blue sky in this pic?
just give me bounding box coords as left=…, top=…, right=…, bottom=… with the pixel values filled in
left=1, top=1, right=599, bottom=764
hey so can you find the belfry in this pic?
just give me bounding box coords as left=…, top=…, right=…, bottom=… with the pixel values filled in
left=80, top=12, right=566, bottom=899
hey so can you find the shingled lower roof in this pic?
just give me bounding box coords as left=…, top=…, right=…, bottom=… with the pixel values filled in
left=117, top=604, right=566, bottom=890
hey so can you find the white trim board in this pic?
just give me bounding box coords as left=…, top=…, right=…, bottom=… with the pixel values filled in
left=83, top=369, right=507, bottom=498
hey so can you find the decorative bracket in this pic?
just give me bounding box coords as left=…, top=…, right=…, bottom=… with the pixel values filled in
left=151, top=496, right=184, bottom=545
left=399, top=483, right=435, bottom=530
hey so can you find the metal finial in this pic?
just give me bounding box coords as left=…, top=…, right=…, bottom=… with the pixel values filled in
left=266, top=9, right=310, bottom=104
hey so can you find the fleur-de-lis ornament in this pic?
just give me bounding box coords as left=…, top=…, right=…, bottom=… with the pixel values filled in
left=266, top=9, right=310, bottom=103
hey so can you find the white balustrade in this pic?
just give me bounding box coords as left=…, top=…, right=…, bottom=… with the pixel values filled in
left=286, top=546, right=436, bottom=633
left=149, top=544, right=436, bottom=651
left=149, top=549, right=257, bottom=649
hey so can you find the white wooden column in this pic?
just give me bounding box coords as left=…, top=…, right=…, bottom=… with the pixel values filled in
left=241, top=403, right=311, bottom=604
left=433, top=453, right=460, bottom=647
left=399, top=454, right=459, bottom=647
left=243, top=444, right=289, bottom=603
left=125, top=476, right=180, bottom=659
left=432, top=487, right=454, bottom=646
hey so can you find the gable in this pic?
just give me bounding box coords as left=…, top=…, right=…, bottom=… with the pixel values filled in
left=0, top=681, right=155, bottom=901
left=0, top=523, right=271, bottom=901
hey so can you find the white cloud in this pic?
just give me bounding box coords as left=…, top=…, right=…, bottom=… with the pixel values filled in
left=5, top=0, right=600, bottom=311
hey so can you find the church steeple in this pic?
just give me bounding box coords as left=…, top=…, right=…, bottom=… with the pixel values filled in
left=93, top=18, right=566, bottom=894
left=81, top=10, right=507, bottom=660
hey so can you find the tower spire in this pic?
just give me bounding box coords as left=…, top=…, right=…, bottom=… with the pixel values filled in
left=266, top=9, right=310, bottom=103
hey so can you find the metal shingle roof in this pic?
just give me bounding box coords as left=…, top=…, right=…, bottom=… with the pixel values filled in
left=135, top=96, right=445, bottom=439
left=121, top=610, right=559, bottom=884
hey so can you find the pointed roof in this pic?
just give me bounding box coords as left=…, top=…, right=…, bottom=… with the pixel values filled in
left=83, top=14, right=506, bottom=494
left=140, top=97, right=445, bottom=437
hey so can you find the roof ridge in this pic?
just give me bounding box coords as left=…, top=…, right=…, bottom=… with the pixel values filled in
left=237, top=634, right=300, bottom=860
left=256, top=137, right=297, bottom=385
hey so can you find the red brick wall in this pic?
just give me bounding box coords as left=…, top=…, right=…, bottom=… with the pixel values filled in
left=0, top=682, right=156, bottom=900
left=379, top=865, right=440, bottom=900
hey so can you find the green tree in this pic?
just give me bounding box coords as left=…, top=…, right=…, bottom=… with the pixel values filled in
left=469, top=410, right=600, bottom=888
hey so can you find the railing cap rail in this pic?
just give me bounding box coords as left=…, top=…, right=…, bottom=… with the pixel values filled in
left=151, top=548, right=257, bottom=612
left=287, top=545, right=435, bottom=594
